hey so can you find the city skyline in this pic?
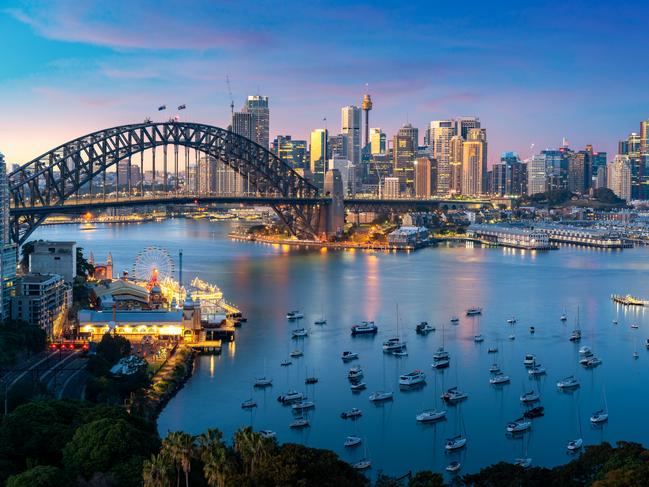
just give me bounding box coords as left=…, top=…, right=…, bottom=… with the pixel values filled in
left=1, top=1, right=649, bottom=164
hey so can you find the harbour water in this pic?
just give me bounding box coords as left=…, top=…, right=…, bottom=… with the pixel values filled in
left=33, top=219, right=649, bottom=477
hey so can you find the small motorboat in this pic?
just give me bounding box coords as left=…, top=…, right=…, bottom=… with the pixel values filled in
left=441, top=387, right=468, bottom=403
left=277, top=391, right=305, bottom=404
left=292, top=328, right=308, bottom=338
left=506, top=418, right=531, bottom=433
left=508, top=334, right=516, bottom=340
left=351, top=321, right=378, bottom=335
left=399, top=370, right=426, bottom=386
left=305, top=376, right=318, bottom=385
left=523, top=406, right=544, bottom=419
left=489, top=363, right=501, bottom=373
left=352, top=459, right=372, bottom=470
left=348, top=366, right=363, bottom=380
left=583, top=357, right=602, bottom=368
left=254, top=377, right=273, bottom=388
left=631, top=323, right=639, bottom=329
left=520, top=391, right=540, bottom=403
left=344, top=435, right=362, bottom=447
left=488, top=347, right=498, bottom=354
left=590, top=409, right=609, bottom=423
left=369, top=391, right=394, bottom=402
left=382, top=337, right=407, bottom=352
left=341, top=351, right=359, bottom=362
left=450, top=316, right=460, bottom=324
left=445, top=435, right=467, bottom=451
left=446, top=461, right=461, bottom=473
left=490, top=373, right=510, bottom=385
left=433, top=347, right=450, bottom=360
left=578, top=346, right=592, bottom=356
left=612, top=320, right=618, bottom=325
left=566, top=438, right=583, bottom=451
left=560, top=314, right=567, bottom=322
left=286, top=311, right=304, bottom=320
left=416, top=322, right=436, bottom=334
left=507, top=317, right=517, bottom=324
left=514, top=457, right=532, bottom=468
left=314, top=319, right=327, bottom=325
left=392, top=349, right=409, bottom=357
left=291, top=401, right=315, bottom=411
left=528, top=364, right=546, bottom=376
left=570, top=329, right=582, bottom=341
left=280, top=359, right=292, bottom=366
left=289, top=417, right=310, bottom=429
left=645, top=338, right=649, bottom=349
left=523, top=354, right=536, bottom=367
left=340, top=408, right=362, bottom=419
left=474, top=334, right=484, bottom=343
left=431, top=359, right=450, bottom=369
left=416, top=409, right=447, bottom=422
left=529, top=326, right=535, bottom=334
left=350, top=382, right=367, bottom=392
left=290, top=349, right=303, bottom=358
left=557, top=375, right=580, bottom=390
left=466, top=307, right=482, bottom=316
left=259, top=430, right=276, bottom=439
left=241, top=399, right=257, bottom=409
left=633, top=351, right=640, bottom=359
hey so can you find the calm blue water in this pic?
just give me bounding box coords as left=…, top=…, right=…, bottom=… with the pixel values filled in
left=33, top=219, right=649, bottom=478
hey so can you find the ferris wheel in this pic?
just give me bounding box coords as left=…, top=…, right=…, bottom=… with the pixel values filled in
left=132, top=246, right=175, bottom=281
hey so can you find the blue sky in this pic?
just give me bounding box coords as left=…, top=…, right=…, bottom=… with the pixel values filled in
left=1, top=0, right=648, bottom=164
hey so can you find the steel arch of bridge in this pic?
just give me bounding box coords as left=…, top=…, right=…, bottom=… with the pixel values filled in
left=8, top=122, right=323, bottom=244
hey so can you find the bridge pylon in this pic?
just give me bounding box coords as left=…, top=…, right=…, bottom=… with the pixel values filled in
left=319, top=169, right=345, bottom=239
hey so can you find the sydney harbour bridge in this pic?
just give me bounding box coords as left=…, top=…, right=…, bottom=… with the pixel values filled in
left=8, top=121, right=491, bottom=245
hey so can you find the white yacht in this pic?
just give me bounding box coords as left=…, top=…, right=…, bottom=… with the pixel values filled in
left=431, top=358, right=450, bottom=369
left=290, top=349, right=303, bottom=358
left=344, top=435, right=362, bottom=447
left=570, top=329, right=582, bottom=342
left=560, top=313, right=567, bottom=322
left=466, top=307, right=482, bottom=316
left=369, top=391, right=394, bottom=402
left=399, top=369, right=426, bottom=386
left=291, top=328, right=308, bottom=338
left=446, top=461, right=461, bottom=473
left=528, top=364, right=546, bottom=376
left=286, top=311, right=304, bottom=320
left=340, top=408, right=362, bottom=419
left=489, top=363, right=501, bottom=373
left=631, top=323, right=639, bottom=329
left=416, top=409, right=447, bottom=423
left=259, top=430, right=276, bottom=439
left=350, top=382, right=367, bottom=392
left=507, top=317, right=517, bottom=324
left=351, top=321, right=378, bottom=335
left=506, top=418, right=531, bottom=433
left=433, top=347, right=450, bottom=361
left=557, top=375, right=580, bottom=390
left=578, top=346, right=592, bottom=356
left=241, top=399, right=257, bottom=409
left=514, top=458, right=532, bottom=468
left=489, top=373, right=510, bottom=385
left=291, top=401, right=315, bottom=411
left=520, top=390, right=540, bottom=403
left=254, top=377, right=273, bottom=388
left=277, top=391, right=305, bottom=404
left=348, top=366, right=363, bottom=380
left=566, top=438, right=583, bottom=451
left=590, top=409, right=609, bottom=424
left=382, top=337, right=406, bottom=352
left=473, top=334, right=484, bottom=343
left=441, top=387, right=468, bottom=403
left=523, top=354, right=536, bottom=367
left=352, top=459, right=372, bottom=470
left=341, top=351, right=359, bottom=361
left=445, top=435, right=467, bottom=451
left=289, top=417, right=310, bottom=429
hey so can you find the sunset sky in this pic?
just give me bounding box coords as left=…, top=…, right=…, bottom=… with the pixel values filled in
left=1, top=0, right=648, bottom=165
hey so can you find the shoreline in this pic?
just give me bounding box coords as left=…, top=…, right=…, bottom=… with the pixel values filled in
left=228, top=232, right=431, bottom=251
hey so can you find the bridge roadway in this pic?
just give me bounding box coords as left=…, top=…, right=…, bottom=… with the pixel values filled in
left=10, top=194, right=491, bottom=216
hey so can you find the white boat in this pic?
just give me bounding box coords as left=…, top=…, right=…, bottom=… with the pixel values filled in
left=350, top=382, right=367, bottom=391
left=570, top=330, right=582, bottom=341
left=508, top=334, right=516, bottom=340
left=392, top=349, right=408, bottom=357
left=506, top=418, right=531, bottom=433
left=340, top=408, right=362, bottom=419
left=520, top=390, right=540, bottom=403
left=352, top=459, right=372, bottom=470
left=289, top=417, right=310, bottom=429
left=612, top=320, right=618, bottom=325
left=578, top=346, right=592, bottom=356
left=523, top=354, right=536, bottom=367
left=441, top=387, right=468, bottom=403
left=241, top=399, right=257, bottom=409
left=566, top=438, right=583, bottom=451
left=277, top=391, right=305, bottom=404
left=369, top=391, right=393, bottom=402
left=631, top=323, right=639, bottom=329
left=259, top=430, right=276, bottom=439
left=344, top=435, right=362, bottom=447
left=466, top=307, right=482, bottom=316
left=348, top=366, right=363, bottom=380
left=341, top=351, right=359, bottom=361
left=450, top=316, right=460, bottom=324
left=489, top=363, right=501, bottom=373
left=633, top=351, right=639, bottom=359
left=445, top=435, right=467, bottom=451
left=528, top=364, right=546, bottom=376
left=560, top=313, right=567, bottom=322
left=507, top=317, right=517, bottom=324
left=490, top=373, right=510, bottom=385
left=431, top=359, right=450, bottom=369
left=280, top=359, right=292, bottom=366
left=289, top=349, right=303, bottom=358
left=254, top=377, right=273, bottom=387
left=582, top=356, right=602, bottom=368
left=286, top=311, right=304, bottom=320
left=382, top=337, right=406, bottom=352
left=514, top=457, right=532, bottom=468
left=557, top=375, right=580, bottom=389
left=399, top=369, right=426, bottom=386
left=446, top=461, right=461, bottom=473
left=416, top=409, right=447, bottom=422
left=433, top=347, right=449, bottom=361
left=590, top=409, right=608, bottom=424
left=416, top=322, right=436, bottom=334
left=314, top=319, right=326, bottom=325
left=291, top=328, right=308, bottom=338
left=488, top=347, right=498, bottom=353
left=291, top=401, right=315, bottom=411
left=351, top=321, right=378, bottom=335
left=473, top=334, right=484, bottom=343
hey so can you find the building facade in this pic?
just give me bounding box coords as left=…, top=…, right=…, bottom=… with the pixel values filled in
left=29, top=241, right=77, bottom=283
left=341, top=106, right=361, bottom=166
left=607, top=155, right=632, bottom=202
left=309, top=129, right=328, bottom=190
left=12, top=274, right=71, bottom=337
left=370, top=128, right=386, bottom=155
left=461, top=128, right=487, bottom=196
left=426, top=121, right=454, bottom=195
left=414, top=157, right=437, bottom=198
left=243, top=95, right=269, bottom=148
left=527, top=154, right=548, bottom=195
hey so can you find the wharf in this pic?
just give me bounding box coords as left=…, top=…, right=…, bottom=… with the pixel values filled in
left=611, top=294, right=649, bottom=307
left=186, top=340, right=223, bottom=354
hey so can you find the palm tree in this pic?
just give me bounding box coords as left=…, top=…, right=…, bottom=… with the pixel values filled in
left=143, top=453, right=171, bottom=487
left=163, top=431, right=195, bottom=487
left=234, top=427, right=271, bottom=476
left=197, top=429, right=228, bottom=487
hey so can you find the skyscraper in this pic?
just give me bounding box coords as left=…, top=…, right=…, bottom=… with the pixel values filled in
left=328, top=134, right=349, bottom=159
left=453, top=116, right=480, bottom=139
left=491, top=152, right=527, bottom=195
left=243, top=95, right=269, bottom=148
left=414, top=157, right=437, bottom=198
left=0, top=152, right=16, bottom=321
left=449, top=135, right=464, bottom=194
left=640, top=120, right=649, bottom=156
left=607, top=155, right=632, bottom=202
left=527, top=153, right=548, bottom=195
left=341, top=106, right=361, bottom=165
left=232, top=111, right=256, bottom=141
left=273, top=136, right=307, bottom=169
left=310, top=129, right=328, bottom=189
left=461, top=128, right=487, bottom=196
left=393, top=127, right=417, bottom=195
left=427, top=121, right=454, bottom=194
left=369, top=128, right=386, bottom=155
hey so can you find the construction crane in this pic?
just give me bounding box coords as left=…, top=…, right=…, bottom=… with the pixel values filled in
left=226, top=75, right=234, bottom=117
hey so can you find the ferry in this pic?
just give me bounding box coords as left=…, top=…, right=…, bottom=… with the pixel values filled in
left=351, top=321, right=378, bottom=335
left=399, top=369, right=426, bottom=386
left=466, top=307, right=482, bottom=316
left=611, top=294, right=649, bottom=307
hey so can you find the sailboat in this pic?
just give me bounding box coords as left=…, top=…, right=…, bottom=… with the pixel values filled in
left=432, top=322, right=450, bottom=368
left=314, top=305, right=326, bottom=325
left=560, top=308, right=568, bottom=322
left=416, top=366, right=447, bottom=422
left=383, top=304, right=406, bottom=353
left=514, top=431, right=532, bottom=467
left=569, top=306, right=582, bottom=342
left=633, top=338, right=640, bottom=359
left=444, top=405, right=467, bottom=451
left=369, top=346, right=394, bottom=402
left=352, top=441, right=371, bottom=470
left=566, top=397, right=583, bottom=452
left=590, top=386, right=609, bottom=424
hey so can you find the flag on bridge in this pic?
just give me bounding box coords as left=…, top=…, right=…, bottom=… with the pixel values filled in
left=158, top=105, right=166, bottom=111
left=178, top=104, right=186, bottom=110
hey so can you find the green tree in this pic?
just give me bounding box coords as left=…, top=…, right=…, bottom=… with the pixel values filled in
left=143, top=453, right=172, bottom=487
left=593, top=187, right=624, bottom=204
left=197, top=429, right=228, bottom=487
left=234, top=427, right=270, bottom=477
left=162, top=431, right=195, bottom=487
left=19, top=240, right=37, bottom=274
left=76, top=246, right=95, bottom=278
left=5, top=465, right=68, bottom=487
left=95, top=333, right=131, bottom=365
left=408, top=470, right=446, bottom=487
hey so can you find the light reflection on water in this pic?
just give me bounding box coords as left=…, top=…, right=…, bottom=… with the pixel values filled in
left=32, top=219, right=649, bottom=478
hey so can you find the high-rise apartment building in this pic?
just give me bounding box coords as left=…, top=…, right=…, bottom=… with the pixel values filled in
left=567, top=151, right=591, bottom=194
left=310, top=129, right=328, bottom=189
left=0, top=153, right=16, bottom=321
left=461, top=128, right=487, bottom=196
left=453, top=116, right=480, bottom=139
left=426, top=121, right=454, bottom=195
left=393, top=129, right=417, bottom=195
left=341, top=106, right=361, bottom=165
left=641, top=120, right=649, bottom=156
left=527, top=153, right=548, bottom=195
left=272, top=136, right=307, bottom=169
left=243, top=95, right=269, bottom=148
left=232, top=111, right=256, bottom=141
left=449, top=135, right=464, bottom=194
left=370, top=128, right=386, bottom=155
left=414, top=157, right=437, bottom=198
left=607, top=155, right=632, bottom=202
left=383, top=177, right=401, bottom=199
left=328, top=134, right=349, bottom=159
left=491, top=152, right=527, bottom=196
